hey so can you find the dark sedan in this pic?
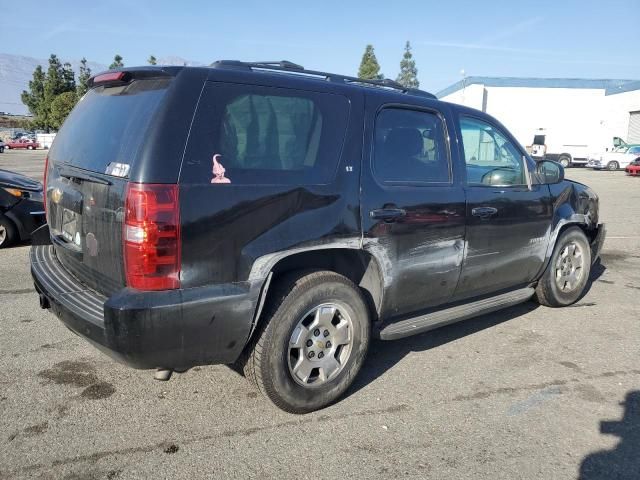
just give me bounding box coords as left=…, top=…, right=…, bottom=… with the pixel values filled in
left=0, top=169, right=45, bottom=248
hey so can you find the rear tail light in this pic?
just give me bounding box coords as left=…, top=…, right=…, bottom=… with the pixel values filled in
left=43, top=155, right=49, bottom=220
left=123, top=183, right=181, bottom=290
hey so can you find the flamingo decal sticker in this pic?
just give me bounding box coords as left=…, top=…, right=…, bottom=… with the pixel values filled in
left=211, top=154, right=231, bottom=184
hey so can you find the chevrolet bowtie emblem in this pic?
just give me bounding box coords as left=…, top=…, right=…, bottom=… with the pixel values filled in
left=51, top=188, right=63, bottom=204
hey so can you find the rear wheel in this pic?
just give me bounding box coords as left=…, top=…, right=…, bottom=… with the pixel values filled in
left=4, top=145, right=9, bottom=150
left=558, top=155, right=571, bottom=168
left=27, top=145, right=33, bottom=150
left=607, top=161, right=619, bottom=171
left=243, top=270, right=370, bottom=413
left=535, top=227, right=591, bottom=307
left=0, top=215, right=18, bottom=249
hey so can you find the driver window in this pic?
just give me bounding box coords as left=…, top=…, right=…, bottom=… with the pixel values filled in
left=460, top=117, right=525, bottom=186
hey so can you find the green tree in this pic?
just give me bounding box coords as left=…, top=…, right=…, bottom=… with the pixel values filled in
left=148, top=55, right=157, bottom=65
left=21, top=54, right=78, bottom=131
left=396, top=41, right=419, bottom=88
left=21, top=65, right=46, bottom=127
left=49, top=91, right=78, bottom=130
left=77, top=57, right=92, bottom=98
left=358, top=44, right=384, bottom=80
left=109, top=54, right=124, bottom=69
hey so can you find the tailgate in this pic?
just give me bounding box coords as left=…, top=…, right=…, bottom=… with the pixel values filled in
left=45, top=75, right=172, bottom=296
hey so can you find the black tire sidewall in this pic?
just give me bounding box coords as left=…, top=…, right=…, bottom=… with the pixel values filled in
left=263, top=275, right=370, bottom=412
left=545, top=228, right=591, bottom=305
left=0, top=214, right=17, bottom=248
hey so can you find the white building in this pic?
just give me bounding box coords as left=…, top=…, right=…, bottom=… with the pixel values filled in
left=437, top=77, right=640, bottom=163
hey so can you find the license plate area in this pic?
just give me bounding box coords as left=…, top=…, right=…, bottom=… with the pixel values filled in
left=61, top=208, right=81, bottom=246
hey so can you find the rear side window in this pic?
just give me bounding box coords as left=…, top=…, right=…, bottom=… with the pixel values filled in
left=181, top=82, right=350, bottom=185
left=49, top=78, right=171, bottom=174
left=373, top=108, right=450, bottom=184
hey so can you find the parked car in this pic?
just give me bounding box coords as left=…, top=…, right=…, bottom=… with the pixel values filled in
left=0, top=139, right=5, bottom=153
left=5, top=138, right=40, bottom=150
left=586, top=145, right=640, bottom=170
left=625, top=158, right=640, bottom=176
left=31, top=62, right=605, bottom=413
left=0, top=169, right=45, bottom=248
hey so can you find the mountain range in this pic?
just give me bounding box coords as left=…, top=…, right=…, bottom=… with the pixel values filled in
left=0, top=53, right=204, bottom=115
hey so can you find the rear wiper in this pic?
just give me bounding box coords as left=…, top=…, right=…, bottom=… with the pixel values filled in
left=58, top=166, right=112, bottom=186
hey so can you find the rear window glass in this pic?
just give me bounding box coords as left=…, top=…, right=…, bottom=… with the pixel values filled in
left=181, top=82, right=350, bottom=185
left=49, top=78, right=170, bottom=174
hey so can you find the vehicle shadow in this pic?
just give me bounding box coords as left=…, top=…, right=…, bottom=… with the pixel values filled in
left=579, top=390, right=640, bottom=480
left=347, top=300, right=540, bottom=398
left=578, top=257, right=606, bottom=301
left=347, top=259, right=607, bottom=398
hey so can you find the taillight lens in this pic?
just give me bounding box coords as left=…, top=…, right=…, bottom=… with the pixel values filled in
left=43, top=155, right=49, bottom=220
left=123, top=183, right=181, bottom=290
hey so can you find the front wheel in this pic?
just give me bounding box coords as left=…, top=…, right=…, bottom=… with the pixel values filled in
left=535, top=227, right=591, bottom=307
left=243, top=270, right=370, bottom=413
left=0, top=215, right=18, bottom=249
left=558, top=155, right=571, bottom=168
left=607, top=161, right=619, bottom=171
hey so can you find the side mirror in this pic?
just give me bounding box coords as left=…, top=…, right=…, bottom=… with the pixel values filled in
left=536, top=160, right=564, bottom=184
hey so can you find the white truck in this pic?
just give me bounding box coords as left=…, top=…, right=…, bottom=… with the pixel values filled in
left=528, top=129, right=626, bottom=168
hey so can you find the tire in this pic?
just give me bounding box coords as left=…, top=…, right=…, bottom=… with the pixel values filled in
left=606, top=161, right=619, bottom=171
left=0, top=146, right=4, bottom=153
left=27, top=146, right=33, bottom=150
left=535, top=227, right=591, bottom=307
left=4, top=145, right=9, bottom=150
left=0, top=215, right=18, bottom=249
left=243, top=270, right=370, bottom=413
left=558, top=155, right=571, bottom=168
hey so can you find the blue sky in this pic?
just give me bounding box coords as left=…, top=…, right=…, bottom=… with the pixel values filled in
left=2, top=0, right=639, bottom=93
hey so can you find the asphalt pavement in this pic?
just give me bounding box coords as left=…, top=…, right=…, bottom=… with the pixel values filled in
left=1, top=149, right=639, bottom=479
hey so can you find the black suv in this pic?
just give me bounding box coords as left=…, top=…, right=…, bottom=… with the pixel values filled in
left=31, top=61, right=605, bottom=413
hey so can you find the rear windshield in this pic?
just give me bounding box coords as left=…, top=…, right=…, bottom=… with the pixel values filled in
left=49, top=78, right=170, bottom=174
left=181, top=82, right=350, bottom=185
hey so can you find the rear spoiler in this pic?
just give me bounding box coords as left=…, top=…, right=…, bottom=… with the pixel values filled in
left=88, top=67, right=179, bottom=88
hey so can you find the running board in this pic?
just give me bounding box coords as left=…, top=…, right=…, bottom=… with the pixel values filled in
left=379, top=287, right=535, bottom=341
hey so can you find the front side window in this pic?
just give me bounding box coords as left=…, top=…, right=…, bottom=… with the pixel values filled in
left=182, top=82, right=350, bottom=185
left=373, top=108, right=450, bottom=184
left=460, top=117, right=525, bottom=186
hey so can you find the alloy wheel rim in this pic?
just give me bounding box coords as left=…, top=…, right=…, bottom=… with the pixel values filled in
left=555, top=241, right=585, bottom=292
left=288, top=303, right=354, bottom=387
left=0, top=225, right=6, bottom=245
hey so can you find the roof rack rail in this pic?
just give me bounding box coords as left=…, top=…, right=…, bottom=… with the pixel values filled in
left=211, top=60, right=436, bottom=99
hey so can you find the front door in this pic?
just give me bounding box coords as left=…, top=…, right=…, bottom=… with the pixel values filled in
left=361, top=99, right=466, bottom=318
left=454, top=115, right=553, bottom=300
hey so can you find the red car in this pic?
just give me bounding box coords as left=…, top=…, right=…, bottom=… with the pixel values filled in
left=5, top=138, right=40, bottom=150
left=625, top=160, right=640, bottom=176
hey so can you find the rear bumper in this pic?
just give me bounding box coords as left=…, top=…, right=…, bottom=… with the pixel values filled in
left=625, top=166, right=640, bottom=176
left=31, top=245, right=261, bottom=369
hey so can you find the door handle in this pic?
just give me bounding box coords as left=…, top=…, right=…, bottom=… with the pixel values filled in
left=472, top=206, right=498, bottom=218
left=370, top=208, right=407, bottom=222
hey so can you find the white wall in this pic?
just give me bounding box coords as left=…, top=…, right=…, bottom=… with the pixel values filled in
left=441, top=83, right=639, bottom=153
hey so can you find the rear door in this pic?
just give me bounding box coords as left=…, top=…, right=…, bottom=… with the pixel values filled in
left=453, top=114, right=553, bottom=300
left=361, top=97, right=466, bottom=318
left=45, top=75, right=176, bottom=296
